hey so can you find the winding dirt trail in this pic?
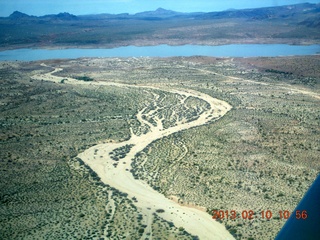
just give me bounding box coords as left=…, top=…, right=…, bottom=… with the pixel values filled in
left=189, top=65, right=320, bottom=100
left=32, top=66, right=234, bottom=240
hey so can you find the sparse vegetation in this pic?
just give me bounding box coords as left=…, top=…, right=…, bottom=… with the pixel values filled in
left=1, top=55, right=319, bottom=239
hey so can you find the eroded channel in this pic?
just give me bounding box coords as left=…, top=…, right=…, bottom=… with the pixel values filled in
left=32, top=65, right=234, bottom=239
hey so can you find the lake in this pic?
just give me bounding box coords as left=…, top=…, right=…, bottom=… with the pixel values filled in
left=0, top=44, right=319, bottom=61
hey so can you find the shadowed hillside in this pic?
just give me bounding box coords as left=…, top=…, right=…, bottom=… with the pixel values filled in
left=0, top=3, right=319, bottom=49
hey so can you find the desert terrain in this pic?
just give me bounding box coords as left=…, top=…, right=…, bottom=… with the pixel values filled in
left=0, top=55, right=319, bottom=239
left=1, top=3, right=320, bottom=50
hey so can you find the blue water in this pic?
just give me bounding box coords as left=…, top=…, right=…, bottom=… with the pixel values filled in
left=0, top=44, right=319, bottom=61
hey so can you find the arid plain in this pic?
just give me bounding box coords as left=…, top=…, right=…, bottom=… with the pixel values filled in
left=1, top=55, right=319, bottom=239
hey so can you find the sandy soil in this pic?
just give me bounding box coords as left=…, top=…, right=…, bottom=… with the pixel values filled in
left=32, top=65, right=234, bottom=239
left=188, top=61, right=320, bottom=100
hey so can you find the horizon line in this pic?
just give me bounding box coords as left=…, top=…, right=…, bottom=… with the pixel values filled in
left=3, top=2, right=318, bottom=17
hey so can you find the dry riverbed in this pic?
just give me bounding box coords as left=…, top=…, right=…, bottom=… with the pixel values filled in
left=32, top=65, right=234, bottom=239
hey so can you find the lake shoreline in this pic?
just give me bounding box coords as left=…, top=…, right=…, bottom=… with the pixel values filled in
left=1, top=44, right=319, bottom=61
left=0, top=38, right=319, bottom=52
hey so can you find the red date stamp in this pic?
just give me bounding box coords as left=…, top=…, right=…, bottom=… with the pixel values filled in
left=212, top=209, right=308, bottom=220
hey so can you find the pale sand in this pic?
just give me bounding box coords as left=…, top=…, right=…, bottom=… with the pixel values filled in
left=32, top=65, right=234, bottom=240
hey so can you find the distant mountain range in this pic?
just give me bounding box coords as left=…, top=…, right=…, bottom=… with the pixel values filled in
left=8, top=11, right=78, bottom=21
left=5, top=3, right=320, bottom=22
left=1, top=3, right=319, bottom=49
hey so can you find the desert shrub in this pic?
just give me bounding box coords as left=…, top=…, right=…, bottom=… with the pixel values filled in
left=74, top=76, right=93, bottom=81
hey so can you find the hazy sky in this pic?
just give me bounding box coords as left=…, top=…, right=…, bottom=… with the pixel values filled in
left=0, top=0, right=319, bottom=16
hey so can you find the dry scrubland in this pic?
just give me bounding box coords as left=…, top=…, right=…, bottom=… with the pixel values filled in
left=0, top=62, right=194, bottom=239
left=0, top=56, right=319, bottom=239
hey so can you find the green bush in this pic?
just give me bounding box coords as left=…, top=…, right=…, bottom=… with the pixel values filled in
left=74, top=76, right=93, bottom=81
